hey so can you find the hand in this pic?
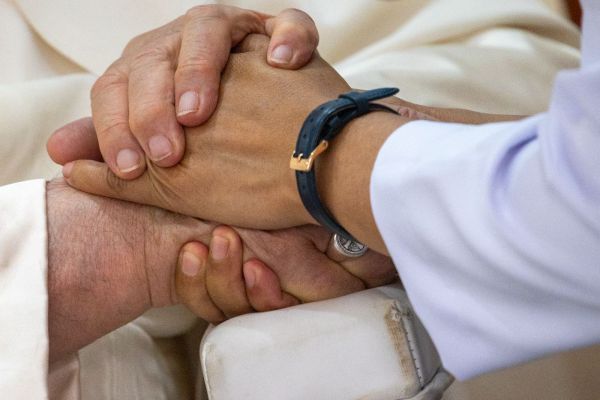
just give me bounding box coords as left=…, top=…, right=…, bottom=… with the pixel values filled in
left=176, top=225, right=398, bottom=323
left=47, top=123, right=398, bottom=325
left=56, top=32, right=522, bottom=254
left=52, top=6, right=319, bottom=180
left=46, top=179, right=217, bottom=363
left=60, top=34, right=357, bottom=229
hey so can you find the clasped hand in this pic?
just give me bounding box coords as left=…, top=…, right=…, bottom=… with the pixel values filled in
left=48, top=5, right=399, bottom=330
left=62, top=34, right=352, bottom=230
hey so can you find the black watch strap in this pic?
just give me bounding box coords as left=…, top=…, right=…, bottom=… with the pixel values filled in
left=290, top=88, right=399, bottom=242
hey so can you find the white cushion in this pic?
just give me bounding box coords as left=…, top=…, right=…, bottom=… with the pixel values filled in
left=200, top=284, right=452, bottom=400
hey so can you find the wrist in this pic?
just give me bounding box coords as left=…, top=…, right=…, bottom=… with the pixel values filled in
left=315, top=111, right=407, bottom=253
left=140, top=208, right=215, bottom=308
left=46, top=180, right=152, bottom=361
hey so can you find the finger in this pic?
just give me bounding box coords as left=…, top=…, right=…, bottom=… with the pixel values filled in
left=127, top=47, right=185, bottom=167
left=265, top=8, right=319, bottom=69
left=91, top=64, right=146, bottom=179
left=62, top=159, right=161, bottom=208
left=205, top=226, right=254, bottom=318
left=235, top=227, right=366, bottom=303
left=233, top=33, right=270, bottom=53
left=283, top=255, right=366, bottom=303
left=47, top=117, right=103, bottom=165
left=243, top=259, right=300, bottom=312
left=176, top=241, right=226, bottom=324
left=338, top=251, right=399, bottom=289
left=175, top=5, right=266, bottom=126
left=324, top=233, right=398, bottom=288
left=325, top=235, right=355, bottom=264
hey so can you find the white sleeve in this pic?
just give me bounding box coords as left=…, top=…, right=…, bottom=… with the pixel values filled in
left=0, top=179, right=50, bottom=398
left=370, top=0, right=600, bottom=380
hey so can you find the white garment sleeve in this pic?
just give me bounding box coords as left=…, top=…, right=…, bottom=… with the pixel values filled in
left=0, top=179, right=49, bottom=398
left=370, top=0, right=600, bottom=380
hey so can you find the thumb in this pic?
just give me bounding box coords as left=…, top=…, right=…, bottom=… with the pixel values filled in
left=234, top=33, right=270, bottom=53
left=265, top=8, right=319, bottom=69
left=47, top=117, right=103, bottom=165
left=62, top=160, right=159, bottom=207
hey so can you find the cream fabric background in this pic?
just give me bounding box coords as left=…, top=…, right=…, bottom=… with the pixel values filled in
left=0, top=180, right=48, bottom=400
left=1, top=0, right=598, bottom=398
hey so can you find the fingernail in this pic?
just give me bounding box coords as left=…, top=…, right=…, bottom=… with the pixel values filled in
left=62, top=162, right=73, bottom=178
left=177, top=91, right=199, bottom=116
left=181, top=251, right=201, bottom=277
left=210, top=236, right=229, bottom=261
left=270, top=45, right=293, bottom=64
left=148, top=135, right=173, bottom=161
left=116, top=148, right=141, bottom=173
left=243, top=264, right=257, bottom=289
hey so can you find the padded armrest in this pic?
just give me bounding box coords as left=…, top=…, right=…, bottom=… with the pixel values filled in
left=200, top=284, right=453, bottom=400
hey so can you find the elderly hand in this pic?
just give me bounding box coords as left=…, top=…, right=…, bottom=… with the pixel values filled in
left=58, top=31, right=522, bottom=251
left=48, top=120, right=398, bottom=326
left=61, top=34, right=354, bottom=230
left=60, top=6, right=318, bottom=180
left=46, top=178, right=217, bottom=362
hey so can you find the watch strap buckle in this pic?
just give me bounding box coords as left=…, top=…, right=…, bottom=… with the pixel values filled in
left=289, top=140, right=329, bottom=172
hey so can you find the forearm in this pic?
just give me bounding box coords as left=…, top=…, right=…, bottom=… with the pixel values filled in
left=315, top=101, right=525, bottom=253
left=46, top=180, right=151, bottom=363
left=46, top=179, right=217, bottom=363
left=316, top=112, right=407, bottom=254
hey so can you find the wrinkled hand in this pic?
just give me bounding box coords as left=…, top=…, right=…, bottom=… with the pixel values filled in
left=48, top=122, right=398, bottom=326
left=46, top=178, right=217, bottom=362
left=50, top=6, right=319, bottom=180
left=61, top=34, right=350, bottom=230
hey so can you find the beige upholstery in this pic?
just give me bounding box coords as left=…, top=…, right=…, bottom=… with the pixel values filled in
left=200, top=285, right=453, bottom=400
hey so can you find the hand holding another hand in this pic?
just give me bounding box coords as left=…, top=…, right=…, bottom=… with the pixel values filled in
left=61, top=35, right=354, bottom=230
left=47, top=178, right=397, bottom=361
left=46, top=9, right=401, bottom=344
left=53, top=6, right=319, bottom=180
left=176, top=225, right=397, bottom=323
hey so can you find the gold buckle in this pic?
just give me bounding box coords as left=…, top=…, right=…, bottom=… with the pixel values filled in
left=289, top=140, right=329, bottom=172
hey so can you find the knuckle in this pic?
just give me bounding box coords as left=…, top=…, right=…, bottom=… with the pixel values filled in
left=282, top=8, right=316, bottom=25
left=129, top=46, right=174, bottom=71
left=186, top=4, right=227, bottom=20
left=91, top=68, right=127, bottom=100
left=279, top=9, right=319, bottom=43
left=104, top=167, right=129, bottom=194
left=124, top=35, right=144, bottom=53
left=97, top=119, right=130, bottom=139
left=175, top=56, right=218, bottom=78
left=129, top=102, right=166, bottom=134
left=124, top=27, right=180, bottom=61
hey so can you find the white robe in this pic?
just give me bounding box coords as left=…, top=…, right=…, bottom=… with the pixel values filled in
left=0, top=0, right=585, bottom=398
